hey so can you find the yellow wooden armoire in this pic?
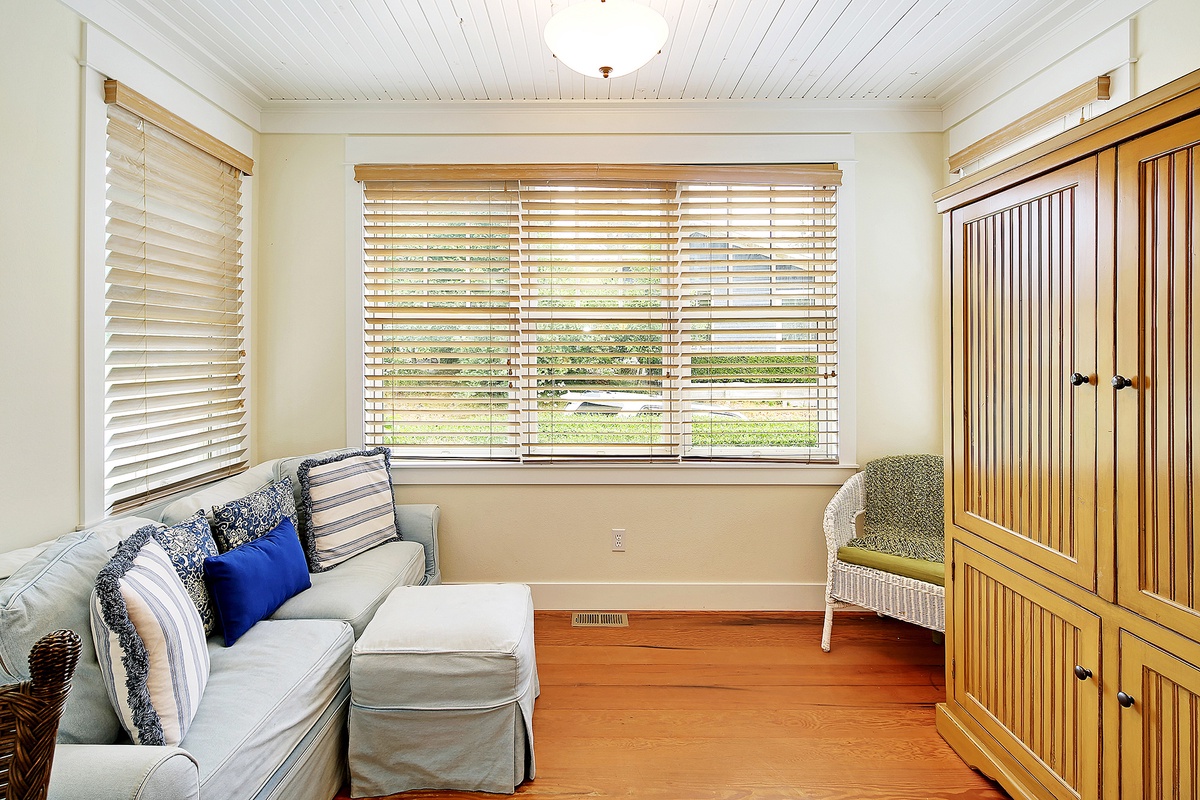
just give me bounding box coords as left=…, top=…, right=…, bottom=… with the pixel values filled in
left=936, top=69, right=1200, bottom=800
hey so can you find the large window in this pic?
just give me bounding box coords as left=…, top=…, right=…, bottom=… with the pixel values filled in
left=100, top=81, right=251, bottom=513
left=357, top=164, right=839, bottom=464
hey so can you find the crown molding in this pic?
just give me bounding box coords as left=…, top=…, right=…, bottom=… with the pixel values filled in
left=259, top=98, right=942, bottom=135
left=62, top=0, right=265, bottom=129
left=938, top=0, right=1151, bottom=129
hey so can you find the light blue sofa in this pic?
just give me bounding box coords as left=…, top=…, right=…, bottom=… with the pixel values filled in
left=0, top=449, right=441, bottom=800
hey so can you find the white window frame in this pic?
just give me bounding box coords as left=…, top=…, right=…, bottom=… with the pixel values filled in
left=344, top=136, right=857, bottom=486
left=79, top=26, right=256, bottom=526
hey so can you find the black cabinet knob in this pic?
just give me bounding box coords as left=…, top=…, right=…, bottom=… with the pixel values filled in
left=1069, top=372, right=1089, bottom=386
left=1073, top=665, right=1093, bottom=681
left=1112, top=375, right=1133, bottom=390
left=1117, top=691, right=1135, bottom=708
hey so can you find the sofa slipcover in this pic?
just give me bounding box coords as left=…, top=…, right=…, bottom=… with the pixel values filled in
left=0, top=518, right=155, bottom=744
left=158, top=463, right=279, bottom=527
left=270, top=540, right=425, bottom=637
left=180, top=619, right=353, bottom=800
left=49, top=744, right=200, bottom=800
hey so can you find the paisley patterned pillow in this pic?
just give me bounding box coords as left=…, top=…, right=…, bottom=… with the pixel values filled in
left=210, top=478, right=298, bottom=553
left=147, top=511, right=220, bottom=635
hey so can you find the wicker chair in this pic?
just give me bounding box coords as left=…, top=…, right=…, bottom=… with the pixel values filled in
left=821, top=454, right=945, bottom=652
left=0, top=630, right=83, bottom=800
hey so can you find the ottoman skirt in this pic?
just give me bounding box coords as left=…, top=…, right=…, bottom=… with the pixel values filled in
left=349, top=584, right=538, bottom=797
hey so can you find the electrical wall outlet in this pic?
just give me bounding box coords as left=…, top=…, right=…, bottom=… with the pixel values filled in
left=611, top=528, right=626, bottom=552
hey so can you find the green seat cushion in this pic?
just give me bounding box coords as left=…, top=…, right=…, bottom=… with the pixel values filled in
left=836, top=545, right=946, bottom=587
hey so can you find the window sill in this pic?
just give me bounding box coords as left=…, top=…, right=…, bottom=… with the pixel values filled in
left=390, top=462, right=858, bottom=486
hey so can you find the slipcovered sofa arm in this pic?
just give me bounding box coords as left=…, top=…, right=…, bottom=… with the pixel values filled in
left=49, top=744, right=199, bottom=800
left=395, top=503, right=441, bottom=585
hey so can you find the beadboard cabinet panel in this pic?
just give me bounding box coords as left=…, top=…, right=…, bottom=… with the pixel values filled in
left=1117, top=631, right=1200, bottom=800
left=948, top=159, right=1103, bottom=592
left=1116, top=116, right=1200, bottom=640
left=953, top=543, right=1101, bottom=800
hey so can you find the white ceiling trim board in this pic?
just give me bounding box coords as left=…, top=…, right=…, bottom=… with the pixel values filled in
left=344, top=132, right=856, bottom=168
left=63, top=0, right=265, bottom=122
left=81, top=23, right=259, bottom=148
left=261, top=100, right=940, bottom=135
left=945, top=32, right=1133, bottom=161
left=939, top=0, right=1150, bottom=127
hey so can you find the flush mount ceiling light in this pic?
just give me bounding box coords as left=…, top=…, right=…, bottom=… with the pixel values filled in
left=544, top=0, right=669, bottom=79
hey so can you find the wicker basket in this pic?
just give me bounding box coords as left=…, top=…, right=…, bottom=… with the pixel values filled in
left=0, top=629, right=82, bottom=800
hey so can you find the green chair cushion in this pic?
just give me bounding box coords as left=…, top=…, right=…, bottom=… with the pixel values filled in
left=836, top=545, right=946, bottom=587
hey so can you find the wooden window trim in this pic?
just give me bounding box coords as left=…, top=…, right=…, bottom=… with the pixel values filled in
left=104, top=79, right=254, bottom=176
left=947, top=76, right=1112, bottom=174
left=354, top=163, right=842, bottom=186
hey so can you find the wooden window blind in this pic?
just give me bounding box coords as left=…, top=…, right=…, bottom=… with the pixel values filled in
left=360, top=165, right=839, bottom=464
left=677, top=182, right=838, bottom=461
left=102, top=100, right=248, bottom=512
left=363, top=181, right=521, bottom=459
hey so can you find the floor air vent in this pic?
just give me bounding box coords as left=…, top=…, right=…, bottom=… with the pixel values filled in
left=572, top=612, right=629, bottom=627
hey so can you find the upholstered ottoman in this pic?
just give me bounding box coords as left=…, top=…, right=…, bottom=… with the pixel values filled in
left=348, top=583, right=538, bottom=797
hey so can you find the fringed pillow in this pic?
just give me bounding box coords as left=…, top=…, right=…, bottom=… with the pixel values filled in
left=90, top=527, right=209, bottom=747
left=297, top=448, right=401, bottom=572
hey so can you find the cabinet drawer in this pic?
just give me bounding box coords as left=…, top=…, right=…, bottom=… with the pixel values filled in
left=953, top=543, right=1101, bottom=800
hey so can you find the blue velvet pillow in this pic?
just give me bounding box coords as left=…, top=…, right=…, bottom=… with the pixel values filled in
left=203, top=517, right=311, bottom=646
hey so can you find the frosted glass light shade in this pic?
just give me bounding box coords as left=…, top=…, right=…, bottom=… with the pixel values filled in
left=544, top=0, right=669, bottom=79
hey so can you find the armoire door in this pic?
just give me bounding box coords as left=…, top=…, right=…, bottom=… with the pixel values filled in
left=1115, top=116, right=1200, bottom=640
left=952, top=543, right=1102, bottom=800
left=1116, top=631, right=1200, bottom=799
left=948, top=157, right=1110, bottom=591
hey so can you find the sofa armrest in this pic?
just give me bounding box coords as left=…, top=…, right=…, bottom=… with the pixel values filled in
left=49, top=744, right=199, bottom=800
left=395, top=503, right=441, bottom=585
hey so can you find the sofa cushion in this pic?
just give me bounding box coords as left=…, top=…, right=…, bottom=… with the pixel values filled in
left=204, top=517, right=311, bottom=646
left=179, top=619, right=353, bottom=800
left=269, top=540, right=424, bottom=638
left=297, top=449, right=400, bottom=573
left=150, top=512, right=220, bottom=635
left=91, top=528, right=210, bottom=746
left=0, top=539, right=56, bottom=582
left=158, top=462, right=278, bottom=527
left=0, top=517, right=153, bottom=745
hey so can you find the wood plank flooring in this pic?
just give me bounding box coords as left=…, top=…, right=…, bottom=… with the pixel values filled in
left=337, top=611, right=1008, bottom=799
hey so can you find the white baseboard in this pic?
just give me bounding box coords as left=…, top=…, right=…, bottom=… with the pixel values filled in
left=516, top=582, right=832, bottom=611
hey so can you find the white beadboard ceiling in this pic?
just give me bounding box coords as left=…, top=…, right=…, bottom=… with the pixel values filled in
left=93, top=0, right=1122, bottom=105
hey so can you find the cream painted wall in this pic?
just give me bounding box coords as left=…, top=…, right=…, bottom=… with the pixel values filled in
left=854, top=133, right=944, bottom=463
left=0, top=0, right=83, bottom=548
left=254, top=130, right=945, bottom=604
left=1133, top=0, right=1200, bottom=96
left=253, top=135, right=348, bottom=457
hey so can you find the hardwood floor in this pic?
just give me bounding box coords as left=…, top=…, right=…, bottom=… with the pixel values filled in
left=337, top=611, right=1008, bottom=799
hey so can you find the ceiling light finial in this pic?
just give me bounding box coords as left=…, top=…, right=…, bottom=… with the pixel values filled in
left=544, top=0, right=669, bottom=80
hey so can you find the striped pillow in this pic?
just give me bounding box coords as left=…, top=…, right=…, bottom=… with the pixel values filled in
left=90, top=527, right=209, bottom=747
left=297, top=448, right=401, bottom=572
